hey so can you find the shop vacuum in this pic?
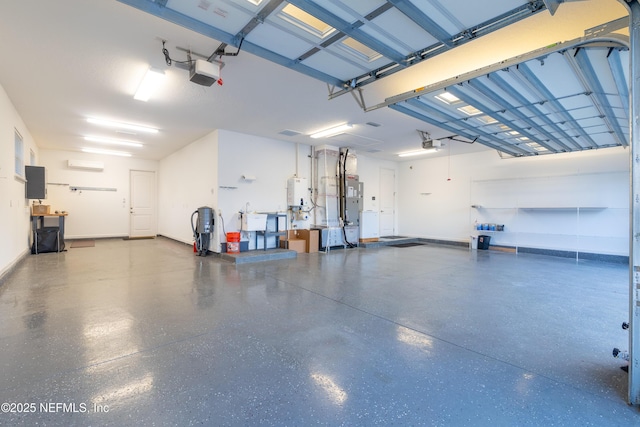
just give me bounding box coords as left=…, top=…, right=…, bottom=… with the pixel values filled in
left=191, top=207, right=214, bottom=256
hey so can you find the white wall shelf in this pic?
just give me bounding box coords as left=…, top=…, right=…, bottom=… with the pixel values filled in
left=517, top=207, right=607, bottom=210
left=470, top=205, right=626, bottom=258
left=468, top=173, right=627, bottom=258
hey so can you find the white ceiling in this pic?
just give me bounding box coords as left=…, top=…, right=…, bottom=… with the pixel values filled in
left=0, top=0, right=630, bottom=162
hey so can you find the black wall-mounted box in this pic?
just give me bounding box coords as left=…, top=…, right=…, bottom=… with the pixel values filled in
left=25, top=165, right=46, bottom=199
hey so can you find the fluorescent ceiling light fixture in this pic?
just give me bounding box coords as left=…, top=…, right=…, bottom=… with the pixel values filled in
left=310, top=123, right=353, bottom=139
left=134, top=67, right=165, bottom=102
left=457, top=105, right=483, bottom=116
left=82, top=147, right=132, bottom=157
left=398, top=148, right=438, bottom=157
left=506, top=131, right=520, bottom=136
left=87, top=117, right=158, bottom=134
left=435, top=92, right=461, bottom=105
left=498, top=124, right=511, bottom=131
left=84, top=136, right=143, bottom=148
left=245, top=0, right=263, bottom=5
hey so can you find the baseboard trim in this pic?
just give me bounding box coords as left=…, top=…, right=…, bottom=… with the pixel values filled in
left=0, top=248, right=30, bottom=285
left=417, top=238, right=469, bottom=248
left=517, top=246, right=628, bottom=264
left=417, top=237, right=628, bottom=264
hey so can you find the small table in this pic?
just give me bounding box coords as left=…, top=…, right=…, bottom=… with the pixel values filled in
left=31, top=212, right=68, bottom=254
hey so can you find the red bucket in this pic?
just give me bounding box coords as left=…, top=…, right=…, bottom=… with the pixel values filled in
left=226, top=232, right=240, bottom=253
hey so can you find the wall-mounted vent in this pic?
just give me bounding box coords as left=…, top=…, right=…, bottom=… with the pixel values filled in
left=366, top=122, right=381, bottom=127
left=329, top=133, right=382, bottom=147
left=278, top=129, right=302, bottom=137
left=68, top=159, right=104, bottom=171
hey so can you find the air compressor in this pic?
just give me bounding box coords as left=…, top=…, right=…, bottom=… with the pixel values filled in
left=191, top=206, right=214, bottom=256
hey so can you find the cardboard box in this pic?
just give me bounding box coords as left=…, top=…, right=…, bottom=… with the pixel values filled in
left=295, top=229, right=319, bottom=253
left=32, top=204, right=50, bottom=215
left=279, top=238, right=306, bottom=253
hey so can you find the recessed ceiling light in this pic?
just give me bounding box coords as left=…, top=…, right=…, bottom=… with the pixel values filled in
left=87, top=117, right=159, bottom=134
left=82, top=147, right=132, bottom=157
left=84, top=136, right=143, bottom=148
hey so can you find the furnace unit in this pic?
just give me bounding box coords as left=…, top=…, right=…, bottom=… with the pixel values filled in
left=312, top=146, right=363, bottom=250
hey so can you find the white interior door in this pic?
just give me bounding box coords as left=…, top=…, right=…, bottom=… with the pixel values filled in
left=129, top=170, right=156, bottom=238
left=379, top=167, right=395, bottom=237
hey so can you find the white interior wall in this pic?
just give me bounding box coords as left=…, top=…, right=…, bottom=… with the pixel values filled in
left=2, top=95, right=629, bottom=278
left=0, top=84, right=39, bottom=276
left=356, top=154, right=399, bottom=234
left=217, top=130, right=310, bottom=248
left=398, top=146, right=629, bottom=255
left=357, top=155, right=398, bottom=212
left=39, top=149, right=158, bottom=239
left=159, top=131, right=398, bottom=249
left=158, top=131, right=219, bottom=244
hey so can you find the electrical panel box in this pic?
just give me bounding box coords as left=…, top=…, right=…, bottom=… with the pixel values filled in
left=287, top=177, right=308, bottom=207
left=25, top=166, right=46, bottom=199
left=343, top=175, right=363, bottom=225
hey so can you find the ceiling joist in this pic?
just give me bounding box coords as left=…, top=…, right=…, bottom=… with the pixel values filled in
left=118, top=0, right=552, bottom=96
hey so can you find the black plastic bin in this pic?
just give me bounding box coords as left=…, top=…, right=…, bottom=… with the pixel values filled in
left=478, top=235, right=491, bottom=250
left=31, top=227, right=64, bottom=254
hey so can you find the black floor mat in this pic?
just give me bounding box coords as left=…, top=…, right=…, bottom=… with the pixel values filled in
left=381, top=235, right=408, bottom=239
left=389, top=242, right=425, bottom=248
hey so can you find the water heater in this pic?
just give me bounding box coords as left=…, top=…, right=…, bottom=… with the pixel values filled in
left=287, top=177, right=308, bottom=207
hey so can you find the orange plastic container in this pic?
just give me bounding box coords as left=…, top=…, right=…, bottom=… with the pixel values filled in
left=226, top=232, right=241, bottom=253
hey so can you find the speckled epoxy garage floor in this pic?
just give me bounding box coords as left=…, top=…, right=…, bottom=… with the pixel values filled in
left=0, top=237, right=637, bottom=425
